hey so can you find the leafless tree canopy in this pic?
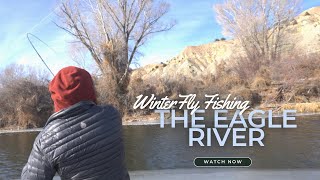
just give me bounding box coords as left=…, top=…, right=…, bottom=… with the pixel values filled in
left=0, top=65, right=52, bottom=128
left=56, top=0, right=175, bottom=84
left=214, top=0, right=301, bottom=62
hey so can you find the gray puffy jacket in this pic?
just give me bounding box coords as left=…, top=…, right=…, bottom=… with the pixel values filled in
left=21, top=101, right=130, bottom=180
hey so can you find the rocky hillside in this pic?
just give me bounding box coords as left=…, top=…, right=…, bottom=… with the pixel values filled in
left=132, top=7, right=320, bottom=81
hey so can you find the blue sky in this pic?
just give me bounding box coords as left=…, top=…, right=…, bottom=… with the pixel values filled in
left=0, top=0, right=319, bottom=75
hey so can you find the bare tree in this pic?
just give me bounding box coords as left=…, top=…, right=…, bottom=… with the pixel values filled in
left=68, top=43, right=99, bottom=73
left=214, top=0, right=301, bottom=63
left=0, top=64, right=52, bottom=128
left=56, top=0, right=175, bottom=89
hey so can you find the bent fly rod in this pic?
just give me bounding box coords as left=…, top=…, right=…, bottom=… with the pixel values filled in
left=26, top=33, right=55, bottom=76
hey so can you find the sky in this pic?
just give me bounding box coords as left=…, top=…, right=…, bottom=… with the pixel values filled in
left=0, top=0, right=320, bottom=75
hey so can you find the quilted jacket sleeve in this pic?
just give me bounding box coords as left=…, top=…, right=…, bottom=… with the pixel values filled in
left=21, top=137, right=56, bottom=180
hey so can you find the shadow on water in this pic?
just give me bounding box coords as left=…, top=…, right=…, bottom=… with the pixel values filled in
left=0, top=115, right=319, bottom=178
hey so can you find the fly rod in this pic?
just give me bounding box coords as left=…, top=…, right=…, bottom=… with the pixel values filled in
left=26, top=33, right=55, bottom=76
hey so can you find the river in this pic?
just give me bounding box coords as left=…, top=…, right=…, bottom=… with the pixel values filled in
left=0, top=114, right=319, bottom=179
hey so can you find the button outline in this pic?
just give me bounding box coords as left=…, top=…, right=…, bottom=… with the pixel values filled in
left=193, top=157, right=252, bottom=168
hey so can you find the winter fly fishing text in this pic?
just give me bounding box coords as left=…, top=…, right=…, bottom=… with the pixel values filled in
left=133, top=94, right=297, bottom=147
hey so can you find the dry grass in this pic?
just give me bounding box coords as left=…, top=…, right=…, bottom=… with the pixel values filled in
left=281, top=103, right=320, bottom=113
left=229, top=85, right=262, bottom=106
left=251, top=76, right=270, bottom=89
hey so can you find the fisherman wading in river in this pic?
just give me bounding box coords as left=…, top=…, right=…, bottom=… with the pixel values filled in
left=21, top=66, right=130, bottom=180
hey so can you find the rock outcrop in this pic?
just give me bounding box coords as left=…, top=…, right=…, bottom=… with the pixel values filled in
left=132, top=7, right=320, bottom=81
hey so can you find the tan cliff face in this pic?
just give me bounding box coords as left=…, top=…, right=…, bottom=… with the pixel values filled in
left=132, top=7, right=320, bottom=82
left=293, top=7, right=320, bottom=54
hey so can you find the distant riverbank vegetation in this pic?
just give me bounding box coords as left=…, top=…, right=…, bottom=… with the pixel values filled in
left=127, top=52, right=320, bottom=114
left=0, top=65, right=52, bottom=129
left=1, top=51, right=319, bottom=129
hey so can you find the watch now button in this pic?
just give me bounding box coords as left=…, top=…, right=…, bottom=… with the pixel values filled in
left=194, top=157, right=252, bottom=167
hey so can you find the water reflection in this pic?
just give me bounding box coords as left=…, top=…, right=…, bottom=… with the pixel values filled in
left=0, top=132, right=37, bottom=178
left=0, top=115, right=319, bottom=179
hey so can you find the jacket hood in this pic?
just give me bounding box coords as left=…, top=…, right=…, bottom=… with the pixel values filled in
left=49, top=66, right=97, bottom=112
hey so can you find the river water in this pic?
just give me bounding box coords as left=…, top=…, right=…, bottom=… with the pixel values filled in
left=0, top=115, right=319, bottom=179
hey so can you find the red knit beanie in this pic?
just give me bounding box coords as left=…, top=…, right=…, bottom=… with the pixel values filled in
left=49, top=66, right=97, bottom=112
